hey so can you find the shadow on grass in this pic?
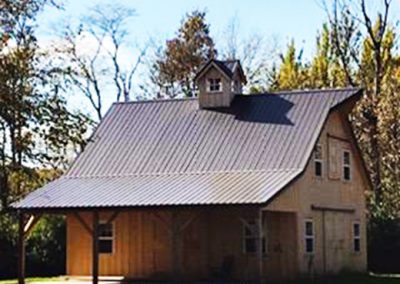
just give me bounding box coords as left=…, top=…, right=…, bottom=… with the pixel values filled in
left=287, top=274, right=400, bottom=284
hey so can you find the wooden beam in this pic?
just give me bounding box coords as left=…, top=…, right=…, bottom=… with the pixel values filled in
left=239, top=218, right=258, bottom=236
left=327, top=133, right=350, bottom=143
left=74, top=212, right=92, bottom=236
left=151, top=212, right=172, bottom=234
left=92, top=211, right=99, bottom=284
left=257, top=209, right=264, bottom=283
left=105, top=211, right=120, bottom=225
left=23, top=214, right=42, bottom=237
left=179, top=211, right=200, bottom=232
left=18, top=213, right=25, bottom=284
left=311, top=205, right=355, bottom=213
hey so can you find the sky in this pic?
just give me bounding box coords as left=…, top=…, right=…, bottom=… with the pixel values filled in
left=38, top=0, right=328, bottom=58
left=35, top=0, right=400, bottom=118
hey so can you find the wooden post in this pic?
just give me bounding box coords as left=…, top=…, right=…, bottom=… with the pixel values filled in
left=322, top=210, right=327, bottom=274
left=257, top=209, right=264, bottom=283
left=171, top=210, right=180, bottom=281
left=92, top=211, right=99, bottom=284
left=18, top=212, right=25, bottom=284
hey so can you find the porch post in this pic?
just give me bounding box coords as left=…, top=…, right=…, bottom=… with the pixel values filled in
left=18, top=212, right=25, bottom=284
left=257, top=208, right=264, bottom=283
left=171, top=210, right=180, bottom=281
left=92, top=211, right=99, bottom=284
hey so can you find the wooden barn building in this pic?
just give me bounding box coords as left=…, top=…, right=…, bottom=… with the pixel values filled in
left=12, top=60, right=370, bottom=283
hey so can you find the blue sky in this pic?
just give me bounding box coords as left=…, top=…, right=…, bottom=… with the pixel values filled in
left=35, top=0, right=399, bottom=117
left=38, top=0, right=328, bottom=59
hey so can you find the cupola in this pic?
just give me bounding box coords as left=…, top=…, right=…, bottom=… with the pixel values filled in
left=194, top=59, right=247, bottom=109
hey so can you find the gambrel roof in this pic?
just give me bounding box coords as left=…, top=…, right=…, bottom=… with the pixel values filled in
left=12, top=88, right=362, bottom=210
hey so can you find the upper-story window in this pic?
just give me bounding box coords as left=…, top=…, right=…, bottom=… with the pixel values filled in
left=314, top=144, right=323, bottom=177
left=343, top=150, right=351, bottom=181
left=208, top=78, right=222, bottom=92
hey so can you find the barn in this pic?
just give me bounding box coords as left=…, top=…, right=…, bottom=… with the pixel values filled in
left=12, top=60, right=370, bottom=283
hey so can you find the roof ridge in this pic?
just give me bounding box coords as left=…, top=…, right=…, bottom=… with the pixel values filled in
left=112, top=87, right=361, bottom=107
left=64, top=168, right=303, bottom=180
left=269, top=87, right=361, bottom=95
left=113, top=97, right=197, bottom=106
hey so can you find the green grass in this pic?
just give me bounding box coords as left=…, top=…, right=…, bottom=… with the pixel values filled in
left=0, top=277, right=64, bottom=284
left=1, top=274, right=400, bottom=283
left=293, top=274, right=400, bottom=284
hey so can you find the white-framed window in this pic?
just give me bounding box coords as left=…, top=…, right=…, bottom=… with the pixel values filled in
left=242, top=220, right=266, bottom=254
left=99, top=221, right=114, bottom=254
left=353, top=222, right=361, bottom=252
left=207, top=78, right=222, bottom=92
left=314, top=144, right=323, bottom=177
left=304, top=219, right=314, bottom=254
left=343, top=150, right=351, bottom=181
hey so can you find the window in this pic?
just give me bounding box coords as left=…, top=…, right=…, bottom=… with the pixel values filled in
left=99, top=222, right=114, bottom=254
left=353, top=222, right=361, bottom=252
left=208, top=78, right=222, bottom=92
left=231, top=80, right=241, bottom=93
left=314, top=144, right=323, bottom=177
left=305, top=220, right=314, bottom=254
left=242, top=220, right=266, bottom=254
left=343, top=150, right=351, bottom=181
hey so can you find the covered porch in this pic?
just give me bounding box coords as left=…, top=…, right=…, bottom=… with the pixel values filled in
left=17, top=206, right=298, bottom=284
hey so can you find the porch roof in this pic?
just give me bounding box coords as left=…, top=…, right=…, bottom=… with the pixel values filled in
left=11, top=170, right=301, bottom=209
left=11, top=88, right=362, bottom=210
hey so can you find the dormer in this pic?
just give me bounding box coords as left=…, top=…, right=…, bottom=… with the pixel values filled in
left=194, top=59, right=247, bottom=109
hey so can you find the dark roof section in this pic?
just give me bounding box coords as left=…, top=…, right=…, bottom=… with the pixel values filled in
left=12, top=88, right=362, bottom=210
left=194, top=59, right=247, bottom=83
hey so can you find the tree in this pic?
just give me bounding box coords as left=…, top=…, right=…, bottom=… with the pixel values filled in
left=324, top=0, right=394, bottom=211
left=152, top=10, right=217, bottom=98
left=0, top=0, right=91, bottom=278
left=273, top=40, right=308, bottom=90
left=57, top=2, right=146, bottom=120
left=309, top=24, right=333, bottom=88
left=0, top=0, right=91, bottom=206
left=221, top=16, right=280, bottom=93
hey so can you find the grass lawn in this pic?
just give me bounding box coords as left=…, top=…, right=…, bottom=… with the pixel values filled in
left=294, top=274, right=400, bottom=284
left=1, top=274, right=400, bottom=283
left=0, top=277, right=64, bottom=284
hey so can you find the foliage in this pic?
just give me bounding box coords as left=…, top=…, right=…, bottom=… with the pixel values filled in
left=368, top=218, right=400, bottom=273
left=0, top=0, right=88, bottom=279
left=271, top=40, right=309, bottom=90
left=152, top=10, right=217, bottom=98
left=0, top=0, right=92, bottom=207
left=26, top=215, right=66, bottom=276
left=269, top=0, right=399, bottom=272
left=0, top=213, right=66, bottom=279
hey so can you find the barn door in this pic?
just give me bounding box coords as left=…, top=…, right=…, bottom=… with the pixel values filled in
left=324, top=212, right=346, bottom=274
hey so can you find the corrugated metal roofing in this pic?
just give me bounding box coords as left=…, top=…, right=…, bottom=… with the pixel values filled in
left=12, top=170, right=302, bottom=209
left=12, top=88, right=361, bottom=209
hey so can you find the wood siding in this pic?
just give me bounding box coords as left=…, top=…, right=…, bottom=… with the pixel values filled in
left=266, top=109, right=368, bottom=276
left=66, top=209, right=298, bottom=281
left=197, top=66, right=233, bottom=108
